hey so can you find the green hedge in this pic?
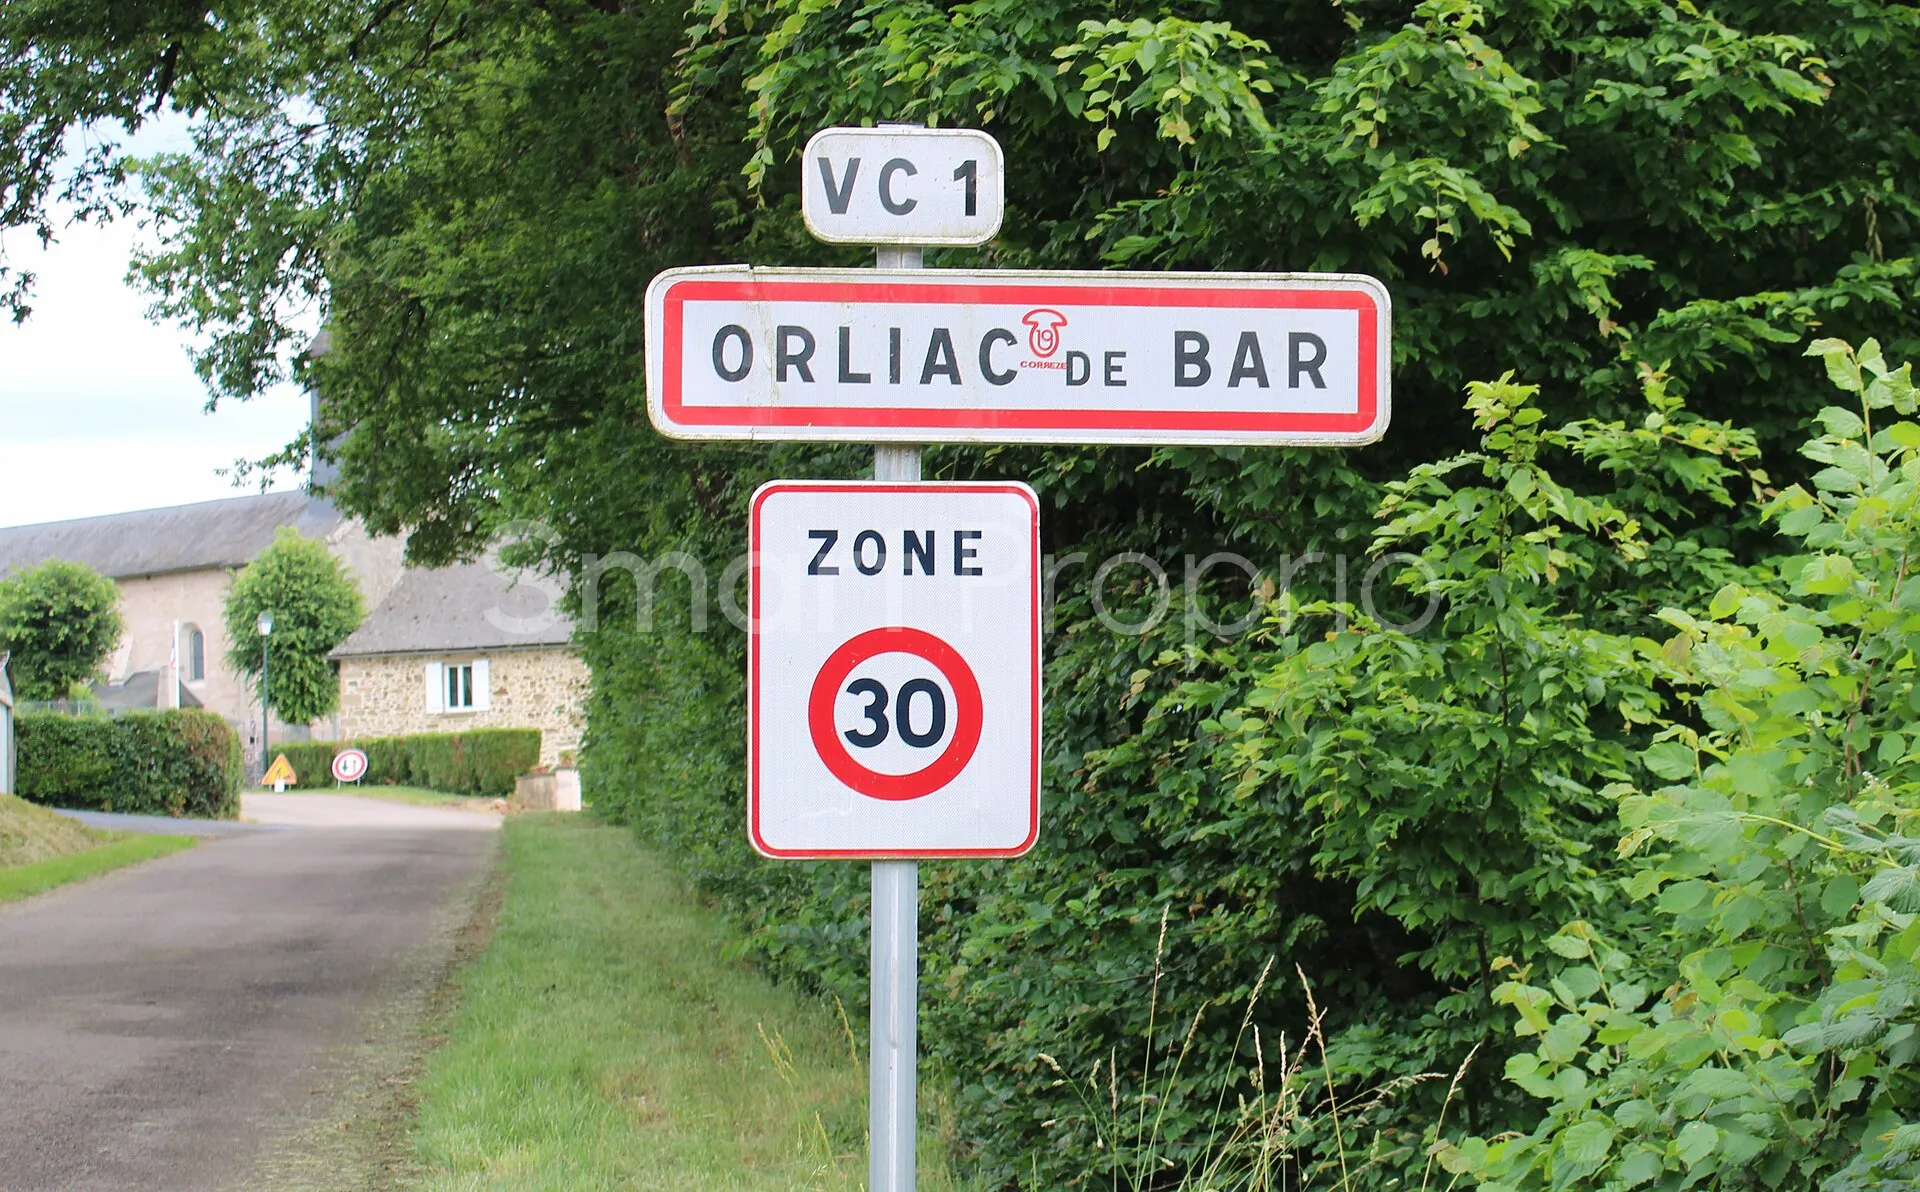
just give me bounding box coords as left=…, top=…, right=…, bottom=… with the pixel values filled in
left=271, top=729, right=541, bottom=797
left=16, top=710, right=243, bottom=819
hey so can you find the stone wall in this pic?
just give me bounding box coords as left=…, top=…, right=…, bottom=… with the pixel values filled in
left=336, top=647, right=589, bottom=767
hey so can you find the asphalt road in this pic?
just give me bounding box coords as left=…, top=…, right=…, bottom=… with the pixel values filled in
left=0, top=795, right=500, bottom=1192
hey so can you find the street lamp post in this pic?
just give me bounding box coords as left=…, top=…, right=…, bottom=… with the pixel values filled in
left=257, top=611, right=274, bottom=776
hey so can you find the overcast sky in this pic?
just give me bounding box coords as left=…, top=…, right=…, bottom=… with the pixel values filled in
left=0, top=113, right=314, bottom=529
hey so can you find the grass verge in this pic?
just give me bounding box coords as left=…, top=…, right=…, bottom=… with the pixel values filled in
left=0, top=790, right=109, bottom=866
left=402, top=814, right=967, bottom=1191
left=0, top=833, right=195, bottom=904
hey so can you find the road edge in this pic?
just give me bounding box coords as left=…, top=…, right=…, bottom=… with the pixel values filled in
left=243, top=832, right=508, bottom=1192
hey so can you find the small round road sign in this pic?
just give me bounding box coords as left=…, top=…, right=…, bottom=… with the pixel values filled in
left=807, top=626, right=983, bottom=802
left=332, top=748, right=369, bottom=784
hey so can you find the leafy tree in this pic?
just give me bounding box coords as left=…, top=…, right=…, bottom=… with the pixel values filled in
left=0, top=559, right=124, bottom=700
left=222, top=527, right=364, bottom=725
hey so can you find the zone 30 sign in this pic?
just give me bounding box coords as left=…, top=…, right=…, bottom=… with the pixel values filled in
left=645, top=267, right=1390, bottom=446
left=748, top=481, right=1040, bottom=859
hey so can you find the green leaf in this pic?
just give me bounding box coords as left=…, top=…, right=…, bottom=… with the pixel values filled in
left=1818, top=406, right=1866, bottom=438
left=1552, top=966, right=1603, bottom=1003
left=1775, top=503, right=1825, bottom=537
left=1678, top=1066, right=1750, bottom=1100
left=1675, top=1121, right=1719, bottom=1167
left=1546, top=932, right=1593, bottom=959
left=1877, top=733, right=1906, bottom=767
left=1673, top=810, right=1745, bottom=856
left=1862, top=867, right=1920, bottom=914
left=1559, top=1118, right=1615, bottom=1164
left=1614, top=1099, right=1658, bottom=1129
left=1821, top=875, right=1861, bottom=918
left=1643, top=741, right=1696, bottom=780
left=1541, top=1013, right=1592, bottom=1063
left=1810, top=341, right=1864, bottom=393
left=1617, top=1147, right=1664, bottom=1188
left=1658, top=880, right=1713, bottom=916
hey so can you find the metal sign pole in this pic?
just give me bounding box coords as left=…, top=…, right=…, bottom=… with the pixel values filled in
left=871, top=242, right=924, bottom=1192
left=870, top=855, right=918, bottom=1191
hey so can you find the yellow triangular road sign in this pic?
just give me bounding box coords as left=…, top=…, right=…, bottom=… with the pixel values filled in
left=263, top=754, right=297, bottom=787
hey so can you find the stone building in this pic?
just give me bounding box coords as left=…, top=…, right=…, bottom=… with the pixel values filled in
left=0, top=492, right=405, bottom=743
left=0, top=499, right=588, bottom=768
left=330, top=556, right=587, bottom=768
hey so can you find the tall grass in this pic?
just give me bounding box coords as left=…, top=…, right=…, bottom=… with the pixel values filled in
left=1036, top=909, right=1476, bottom=1191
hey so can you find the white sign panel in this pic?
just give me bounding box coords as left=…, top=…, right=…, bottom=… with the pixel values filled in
left=801, top=127, right=1004, bottom=246
left=748, top=481, right=1040, bottom=859
left=331, top=748, right=369, bottom=783
left=645, top=267, right=1390, bottom=446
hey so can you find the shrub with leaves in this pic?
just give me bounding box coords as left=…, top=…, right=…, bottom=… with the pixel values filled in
left=0, top=559, right=124, bottom=700
left=921, top=370, right=1761, bottom=1185
left=223, top=527, right=365, bottom=725
left=275, top=729, right=540, bottom=795
left=1439, top=340, right=1920, bottom=1189
left=16, top=709, right=243, bottom=819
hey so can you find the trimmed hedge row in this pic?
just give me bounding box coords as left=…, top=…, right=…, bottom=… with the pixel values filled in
left=16, top=710, right=243, bottom=819
left=273, top=729, right=541, bottom=797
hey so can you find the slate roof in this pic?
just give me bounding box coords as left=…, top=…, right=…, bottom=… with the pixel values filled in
left=0, top=492, right=342, bottom=580
left=331, top=557, right=574, bottom=658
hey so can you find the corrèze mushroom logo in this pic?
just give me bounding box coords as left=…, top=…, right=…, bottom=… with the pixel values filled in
left=1021, top=309, right=1067, bottom=358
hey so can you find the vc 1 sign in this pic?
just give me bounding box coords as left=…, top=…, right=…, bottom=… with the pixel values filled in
left=801, top=127, right=1004, bottom=246
left=644, top=267, right=1391, bottom=446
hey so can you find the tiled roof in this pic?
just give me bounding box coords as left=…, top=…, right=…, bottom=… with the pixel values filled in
left=0, top=492, right=341, bottom=580
left=331, top=557, right=574, bottom=658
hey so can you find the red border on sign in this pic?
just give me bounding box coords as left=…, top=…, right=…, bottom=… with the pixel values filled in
left=806, top=626, right=985, bottom=801
left=748, top=481, right=1043, bottom=860
left=331, top=748, right=369, bottom=783
left=661, top=278, right=1380, bottom=434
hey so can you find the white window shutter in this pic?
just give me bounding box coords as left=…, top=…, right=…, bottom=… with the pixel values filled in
left=424, top=662, right=445, bottom=713
left=471, top=659, right=492, bottom=711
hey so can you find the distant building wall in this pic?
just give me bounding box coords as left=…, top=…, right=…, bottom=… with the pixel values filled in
left=336, top=647, right=588, bottom=767
left=325, top=520, right=408, bottom=614
left=102, top=523, right=404, bottom=736
left=111, top=569, right=250, bottom=721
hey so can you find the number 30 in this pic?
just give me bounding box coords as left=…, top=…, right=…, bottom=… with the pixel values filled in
left=843, top=678, right=948, bottom=749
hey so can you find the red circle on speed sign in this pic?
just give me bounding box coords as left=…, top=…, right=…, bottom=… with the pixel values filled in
left=332, top=748, right=369, bottom=783
left=807, top=626, right=984, bottom=801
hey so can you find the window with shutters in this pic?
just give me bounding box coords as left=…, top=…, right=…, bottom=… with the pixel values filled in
left=426, top=658, right=492, bottom=714
left=445, top=663, right=475, bottom=710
